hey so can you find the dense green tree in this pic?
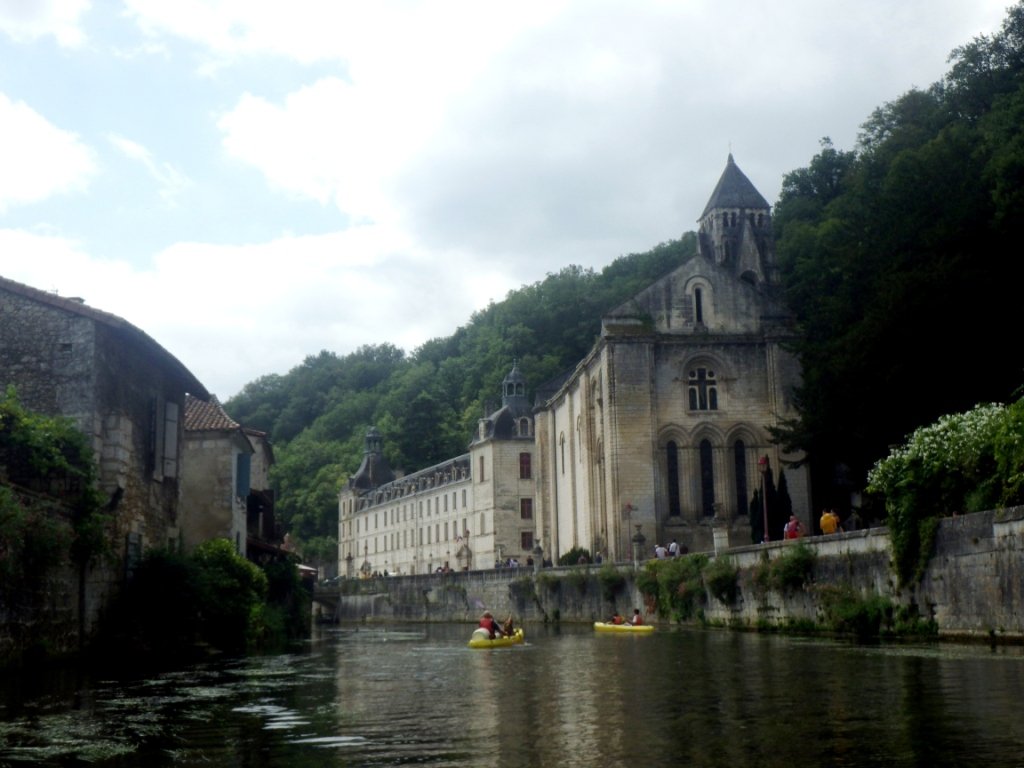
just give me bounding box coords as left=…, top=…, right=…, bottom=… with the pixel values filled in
left=225, top=237, right=695, bottom=549
left=775, top=2, right=1024, bottom=508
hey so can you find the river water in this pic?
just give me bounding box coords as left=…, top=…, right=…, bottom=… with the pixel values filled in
left=2, top=623, right=1023, bottom=767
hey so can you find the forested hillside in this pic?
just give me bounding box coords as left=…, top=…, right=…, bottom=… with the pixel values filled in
left=226, top=2, right=1024, bottom=561
left=772, top=3, right=1024, bottom=511
left=225, top=236, right=694, bottom=561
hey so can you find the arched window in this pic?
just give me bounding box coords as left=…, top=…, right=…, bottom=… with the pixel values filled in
left=700, top=439, right=714, bottom=516
left=688, top=368, right=718, bottom=411
left=667, top=441, right=681, bottom=517
left=694, top=287, right=704, bottom=325
left=734, top=441, right=748, bottom=517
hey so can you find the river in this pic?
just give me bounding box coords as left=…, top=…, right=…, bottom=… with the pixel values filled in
left=2, top=623, right=1023, bottom=767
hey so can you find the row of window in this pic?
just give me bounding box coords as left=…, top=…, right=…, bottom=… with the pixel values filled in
left=359, top=526, right=537, bottom=557
left=666, top=438, right=751, bottom=517
left=351, top=494, right=533, bottom=547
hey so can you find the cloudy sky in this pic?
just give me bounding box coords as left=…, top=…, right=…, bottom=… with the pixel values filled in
left=0, top=1, right=1012, bottom=399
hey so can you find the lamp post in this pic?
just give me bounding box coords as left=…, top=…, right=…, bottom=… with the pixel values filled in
left=631, top=524, right=646, bottom=572
left=759, top=455, right=770, bottom=543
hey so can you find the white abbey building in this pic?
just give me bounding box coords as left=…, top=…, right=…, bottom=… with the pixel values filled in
left=338, top=365, right=537, bottom=575
left=337, top=155, right=810, bottom=572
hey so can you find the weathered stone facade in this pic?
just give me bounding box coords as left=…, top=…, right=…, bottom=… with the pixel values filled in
left=182, top=395, right=256, bottom=554
left=534, top=156, right=809, bottom=561
left=0, top=274, right=208, bottom=646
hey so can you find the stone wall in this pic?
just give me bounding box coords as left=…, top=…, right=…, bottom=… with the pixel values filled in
left=320, top=508, right=1024, bottom=641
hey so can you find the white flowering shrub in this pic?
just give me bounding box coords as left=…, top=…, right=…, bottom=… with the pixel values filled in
left=867, top=402, right=1009, bottom=584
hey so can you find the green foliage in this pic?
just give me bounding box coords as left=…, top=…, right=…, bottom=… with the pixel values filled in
left=892, top=603, right=939, bottom=638
left=192, top=539, right=269, bottom=652
left=223, top=240, right=696, bottom=548
left=564, top=568, right=588, bottom=593
left=0, top=387, right=108, bottom=568
left=557, top=546, right=592, bottom=567
left=867, top=402, right=1010, bottom=584
left=773, top=3, right=1024, bottom=508
left=0, top=486, right=73, bottom=614
left=509, top=577, right=536, bottom=603
left=536, top=572, right=561, bottom=593
left=102, top=542, right=307, bottom=660
left=703, top=557, right=739, bottom=605
left=103, top=548, right=202, bottom=657
left=768, top=543, right=816, bottom=592
left=817, top=584, right=893, bottom=641
left=261, top=559, right=312, bottom=643
left=641, top=554, right=709, bottom=621
left=597, top=564, right=626, bottom=602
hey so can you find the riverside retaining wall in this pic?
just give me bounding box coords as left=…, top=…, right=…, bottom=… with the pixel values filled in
left=319, top=507, right=1024, bottom=640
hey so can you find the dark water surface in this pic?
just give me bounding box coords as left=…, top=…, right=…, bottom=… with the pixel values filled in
left=2, top=624, right=1023, bottom=767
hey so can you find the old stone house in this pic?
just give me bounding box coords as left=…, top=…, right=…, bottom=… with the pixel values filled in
left=337, top=364, right=537, bottom=575
left=0, top=273, right=208, bottom=640
left=533, top=155, right=810, bottom=560
left=181, top=394, right=276, bottom=558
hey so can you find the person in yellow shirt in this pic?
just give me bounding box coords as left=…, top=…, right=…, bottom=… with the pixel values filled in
left=820, top=509, right=842, bottom=535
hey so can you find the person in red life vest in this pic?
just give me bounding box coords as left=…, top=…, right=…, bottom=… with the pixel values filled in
left=607, top=611, right=625, bottom=625
left=784, top=515, right=804, bottom=539
left=630, top=608, right=644, bottom=626
left=479, top=611, right=503, bottom=639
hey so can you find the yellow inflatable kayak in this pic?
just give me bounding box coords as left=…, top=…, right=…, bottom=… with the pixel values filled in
left=468, top=627, right=525, bottom=648
left=593, top=621, right=654, bottom=633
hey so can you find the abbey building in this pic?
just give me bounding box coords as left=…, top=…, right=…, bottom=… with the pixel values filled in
left=337, top=155, right=809, bottom=573
left=338, top=365, right=537, bottom=575
left=533, top=155, right=808, bottom=560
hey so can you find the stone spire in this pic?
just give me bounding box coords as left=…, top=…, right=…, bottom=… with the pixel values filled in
left=697, top=154, right=777, bottom=286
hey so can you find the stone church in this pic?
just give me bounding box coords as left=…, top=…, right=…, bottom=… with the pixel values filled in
left=336, top=155, right=809, bottom=573
left=532, top=154, right=809, bottom=560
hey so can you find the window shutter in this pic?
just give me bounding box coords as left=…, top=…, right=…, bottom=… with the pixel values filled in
left=162, top=401, right=179, bottom=478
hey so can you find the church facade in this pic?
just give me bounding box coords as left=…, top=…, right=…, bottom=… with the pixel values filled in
left=532, top=155, right=809, bottom=560
left=337, top=155, right=810, bottom=573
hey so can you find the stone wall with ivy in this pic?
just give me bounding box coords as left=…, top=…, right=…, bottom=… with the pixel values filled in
left=323, top=507, right=1024, bottom=641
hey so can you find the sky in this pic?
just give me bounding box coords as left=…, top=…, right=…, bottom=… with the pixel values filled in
left=0, top=1, right=1013, bottom=399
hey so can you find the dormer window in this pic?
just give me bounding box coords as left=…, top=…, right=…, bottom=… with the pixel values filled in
left=688, top=368, right=718, bottom=411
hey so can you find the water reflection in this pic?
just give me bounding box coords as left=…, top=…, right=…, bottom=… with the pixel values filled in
left=1, top=625, right=1023, bottom=767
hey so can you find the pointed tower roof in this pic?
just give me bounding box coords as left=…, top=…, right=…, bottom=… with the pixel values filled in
left=700, top=154, right=770, bottom=218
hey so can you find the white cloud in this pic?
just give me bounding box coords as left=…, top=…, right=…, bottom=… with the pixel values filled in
left=218, top=78, right=400, bottom=220
left=0, top=93, right=97, bottom=212
left=0, top=226, right=509, bottom=398
left=107, top=133, right=191, bottom=206
left=0, top=0, right=90, bottom=47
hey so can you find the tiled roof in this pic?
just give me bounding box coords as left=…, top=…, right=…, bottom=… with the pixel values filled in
left=185, top=394, right=240, bottom=431
left=700, top=154, right=770, bottom=218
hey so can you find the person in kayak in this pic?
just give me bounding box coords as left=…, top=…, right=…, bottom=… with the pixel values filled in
left=479, top=611, right=503, bottom=639
left=630, top=608, right=644, bottom=626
